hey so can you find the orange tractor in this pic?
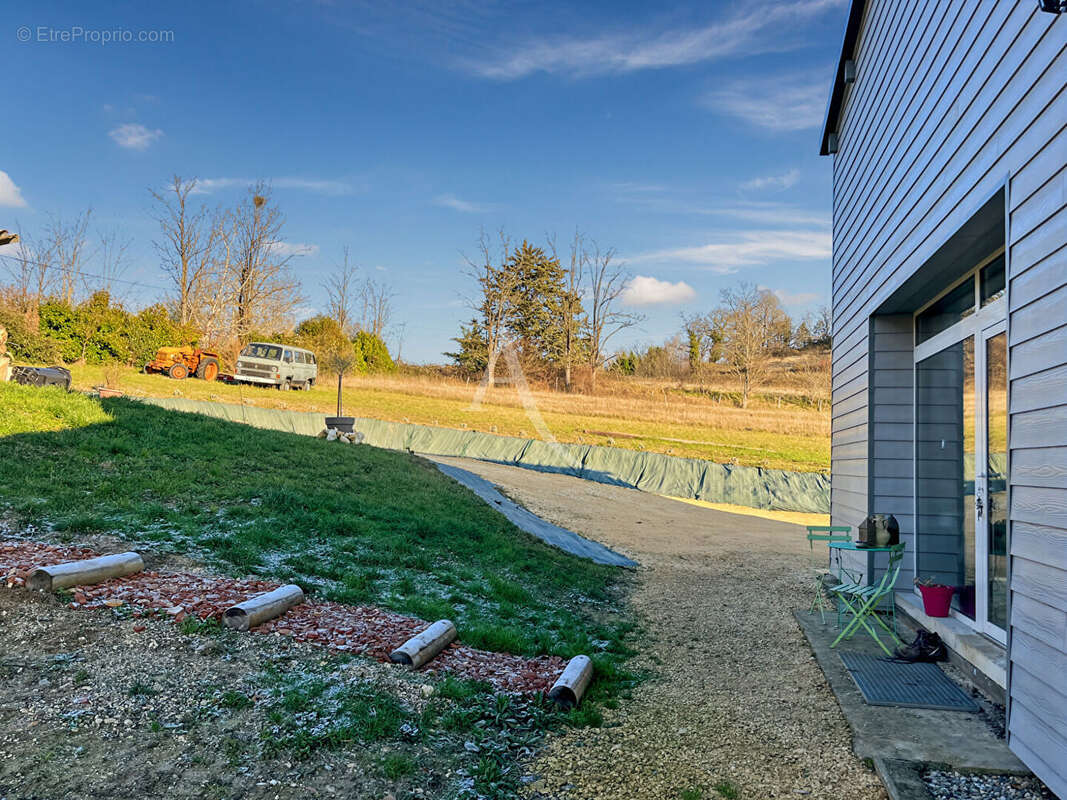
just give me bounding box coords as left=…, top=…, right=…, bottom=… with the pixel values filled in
left=144, top=346, right=221, bottom=381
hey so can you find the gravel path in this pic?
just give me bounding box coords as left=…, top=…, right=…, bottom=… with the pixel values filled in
left=434, top=457, right=887, bottom=800
left=924, top=770, right=1054, bottom=800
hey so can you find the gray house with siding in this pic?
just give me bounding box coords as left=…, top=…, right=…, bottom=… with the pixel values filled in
left=819, top=1, right=1066, bottom=795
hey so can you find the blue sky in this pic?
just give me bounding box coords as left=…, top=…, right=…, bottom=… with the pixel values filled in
left=2, top=0, right=845, bottom=362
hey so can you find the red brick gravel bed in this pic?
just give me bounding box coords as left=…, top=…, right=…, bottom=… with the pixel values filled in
left=1, top=540, right=565, bottom=693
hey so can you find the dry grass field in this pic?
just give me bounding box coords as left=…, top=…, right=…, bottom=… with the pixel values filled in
left=69, top=357, right=830, bottom=472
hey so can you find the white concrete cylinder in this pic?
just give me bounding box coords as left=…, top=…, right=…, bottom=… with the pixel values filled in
left=222, top=584, right=304, bottom=631
left=389, top=619, right=457, bottom=668
left=26, top=552, right=144, bottom=592
left=548, top=655, right=594, bottom=709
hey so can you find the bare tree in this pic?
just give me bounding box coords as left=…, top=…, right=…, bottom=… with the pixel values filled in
left=809, top=304, right=832, bottom=346
left=43, top=210, right=92, bottom=305
left=150, top=176, right=219, bottom=327
left=585, top=241, right=641, bottom=391
left=556, top=230, right=586, bottom=392
left=229, top=183, right=304, bottom=342
left=195, top=206, right=237, bottom=346
left=360, top=276, right=394, bottom=339
left=0, top=223, right=54, bottom=313
left=712, top=282, right=791, bottom=408
left=463, top=229, right=520, bottom=389
left=323, top=246, right=359, bottom=335
left=797, top=351, right=831, bottom=412
left=93, top=228, right=132, bottom=298
left=391, top=320, right=408, bottom=363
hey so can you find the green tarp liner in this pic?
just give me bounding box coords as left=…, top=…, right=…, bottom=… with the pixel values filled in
left=138, top=397, right=830, bottom=513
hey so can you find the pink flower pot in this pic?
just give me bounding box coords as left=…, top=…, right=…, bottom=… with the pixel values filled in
left=919, top=584, right=955, bottom=617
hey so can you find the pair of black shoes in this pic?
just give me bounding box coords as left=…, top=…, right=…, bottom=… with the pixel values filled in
left=894, top=628, right=947, bottom=662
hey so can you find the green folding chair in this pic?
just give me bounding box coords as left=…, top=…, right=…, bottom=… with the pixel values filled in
left=830, top=543, right=905, bottom=655
left=805, top=525, right=853, bottom=623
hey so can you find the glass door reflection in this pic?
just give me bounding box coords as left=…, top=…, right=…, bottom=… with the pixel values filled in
left=984, top=331, right=1008, bottom=632
left=916, top=336, right=975, bottom=618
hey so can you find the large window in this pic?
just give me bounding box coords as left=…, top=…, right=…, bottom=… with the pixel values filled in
left=916, top=277, right=976, bottom=345
left=913, top=248, right=1007, bottom=641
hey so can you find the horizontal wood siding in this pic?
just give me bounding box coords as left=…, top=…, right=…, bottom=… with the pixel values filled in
left=869, top=314, right=915, bottom=588
left=829, top=1, right=1066, bottom=791
left=1007, top=67, right=1067, bottom=795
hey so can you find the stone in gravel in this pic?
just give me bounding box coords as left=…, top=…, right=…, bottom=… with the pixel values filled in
left=194, top=640, right=221, bottom=656
left=924, top=769, right=1054, bottom=800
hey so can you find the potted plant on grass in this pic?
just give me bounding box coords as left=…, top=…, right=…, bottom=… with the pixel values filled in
left=915, top=576, right=955, bottom=617
left=324, top=351, right=359, bottom=433
left=96, top=364, right=125, bottom=398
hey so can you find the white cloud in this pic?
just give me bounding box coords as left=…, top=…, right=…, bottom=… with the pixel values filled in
left=704, top=202, right=829, bottom=227
left=0, top=171, right=27, bottom=207
left=465, top=0, right=844, bottom=80
left=108, top=123, right=164, bottom=150
left=610, top=188, right=829, bottom=227
left=267, top=242, right=319, bottom=257
left=192, top=178, right=358, bottom=195
left=627, top=229, right=831, bottom=274
left=434, top=193, right=492, bottom=213
left=702, top=72, right=828, bottom=131
left=740, top=169, right=801, bottom=192
left=621, top=275, right=696, bottom=306
left=764, top=286, right=821, bottom=306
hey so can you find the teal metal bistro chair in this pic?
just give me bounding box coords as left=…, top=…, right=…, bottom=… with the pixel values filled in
left=805, top=525, right=854, bottom=623
left=830, top=543, right=906, bottom=655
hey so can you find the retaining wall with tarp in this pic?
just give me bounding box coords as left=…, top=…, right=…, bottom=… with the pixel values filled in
left=137, top=397, right=830, bottom=513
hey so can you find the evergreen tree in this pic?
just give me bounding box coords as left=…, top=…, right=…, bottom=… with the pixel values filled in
left=505, top=240, right=571, bottom=367
left=446, top=318, right=489, bottom=374
left=450, top=235, right=585, bottom=380
left=687, top=325, right=701, bottom=370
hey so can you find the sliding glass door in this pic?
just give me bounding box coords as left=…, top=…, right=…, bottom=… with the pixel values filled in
left=914, top=253, right=1007, bottom=643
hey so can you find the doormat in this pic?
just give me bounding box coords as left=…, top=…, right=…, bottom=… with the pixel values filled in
left=839, top=651, right=980, bottom=711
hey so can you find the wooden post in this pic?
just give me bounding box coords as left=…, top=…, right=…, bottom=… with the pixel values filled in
left=389, top=620, right=457, bottom=668
left=26, top=552, right=144, bottom=592
left=222, top=584, right=304, bottom=631
left=548, top=655, right=593, bottom=709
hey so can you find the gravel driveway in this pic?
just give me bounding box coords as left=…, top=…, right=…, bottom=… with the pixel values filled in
left=433, top=457, right=888, bottom=800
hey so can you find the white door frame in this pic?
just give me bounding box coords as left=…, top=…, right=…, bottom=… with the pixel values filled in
left=912, top=254, right=1007, bottom=643
left=975, top=319, right=1008, bottom=645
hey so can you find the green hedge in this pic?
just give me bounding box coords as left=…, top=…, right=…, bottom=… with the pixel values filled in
left=0, top=308, right=63, bottom=363
left=2, top=299, right=396, bottom=373
left=354, top=329, right=395, bottom=373
left=35, top=293, right=187, bottom=366
left=3, top=296, right=186, bottom=366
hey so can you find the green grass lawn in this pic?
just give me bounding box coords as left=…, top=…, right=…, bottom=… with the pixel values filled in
left=0, top=383, right=641, bottom=797
left=0, top=383, right=633, bottom=664
left=68, top=364, right=829, bottom=472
